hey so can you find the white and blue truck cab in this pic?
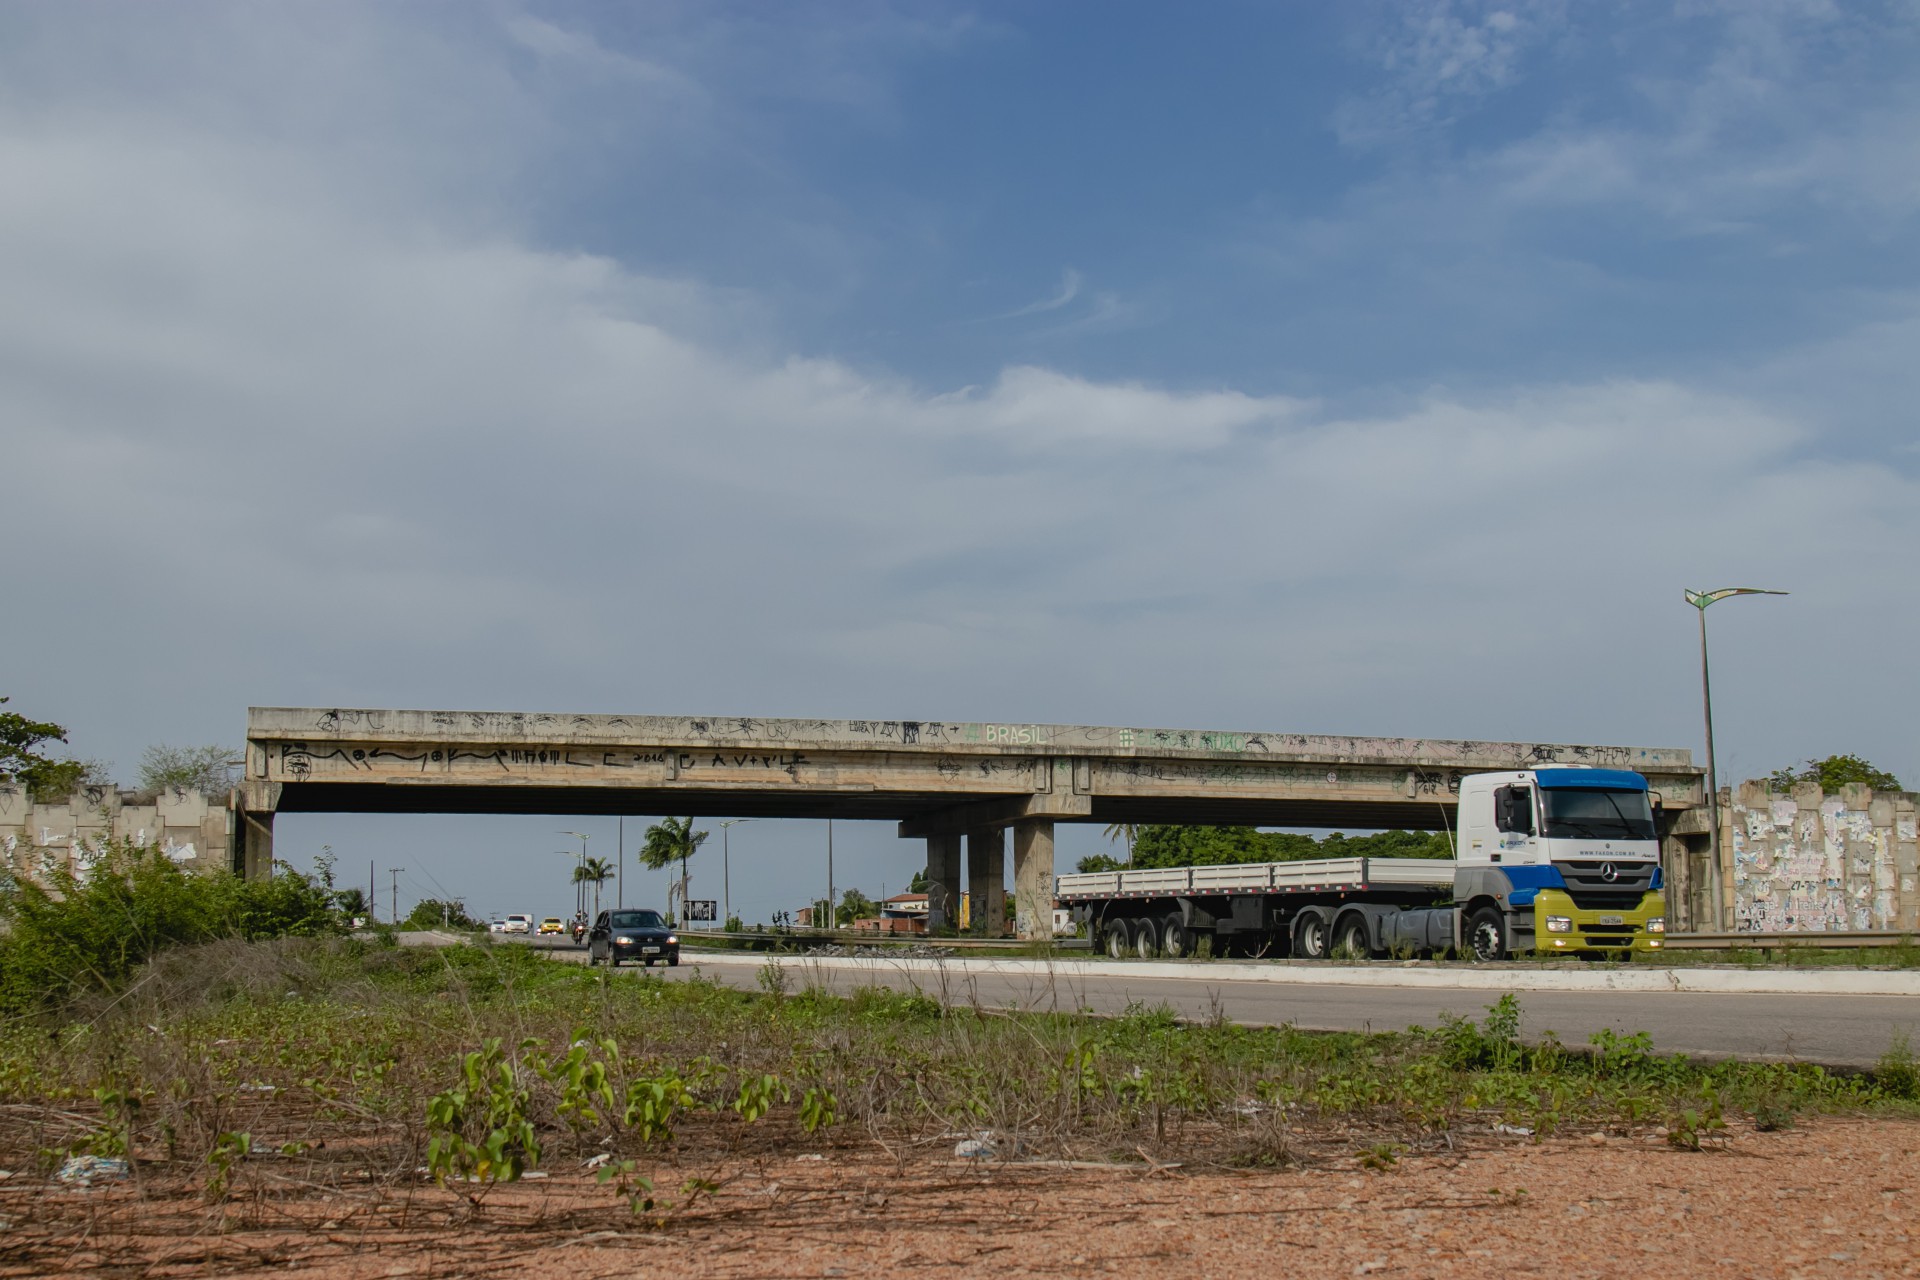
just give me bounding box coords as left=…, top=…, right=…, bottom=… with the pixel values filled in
left=1453, top=767, right=1666, bottom=960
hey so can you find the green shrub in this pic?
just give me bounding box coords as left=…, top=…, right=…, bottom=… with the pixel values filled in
left=0, top=839, right=341, bottom=1015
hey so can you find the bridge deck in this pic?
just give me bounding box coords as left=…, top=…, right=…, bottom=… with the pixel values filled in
left=244, top=706, right=1700, bottom=829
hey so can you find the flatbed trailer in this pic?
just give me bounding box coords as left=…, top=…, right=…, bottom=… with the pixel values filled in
left=1058, top=856, right=1460, bottom=959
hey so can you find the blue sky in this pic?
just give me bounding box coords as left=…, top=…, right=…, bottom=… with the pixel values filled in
left=4, top=2, right=1917, bottom=922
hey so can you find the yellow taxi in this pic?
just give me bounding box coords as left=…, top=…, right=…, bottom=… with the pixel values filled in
left=537, top=917, right=564, bottom=935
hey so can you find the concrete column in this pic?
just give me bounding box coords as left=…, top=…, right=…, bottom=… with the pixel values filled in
left=237, top=807, right=274, bottom=880
left=966, top=826, right=1005, bottom=935
left=1012, top=819, right=1054, bottom=942
left=925, top=832, right=961, bottom=930
left=234, top=780, right=281, bottom=880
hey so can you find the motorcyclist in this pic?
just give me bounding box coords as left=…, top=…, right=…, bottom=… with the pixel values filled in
left=570, top=910, right=588, bottom=944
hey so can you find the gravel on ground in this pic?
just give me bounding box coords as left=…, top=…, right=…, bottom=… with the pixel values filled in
left=4, top=1117, right=1914, bottom=1278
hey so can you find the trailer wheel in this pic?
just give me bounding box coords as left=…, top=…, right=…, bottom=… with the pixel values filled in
left=1293, top=911, right=1331, bottom=960
left=1466, top=907, right=1508, bottom=962
left=1103, top=919, right=1132, bottom=960
left=1131, top=916, right=1161, bottom=959
left=1333, top=915, right=1372, bottom=961
left=1162, top=914, right=1191, bottom=958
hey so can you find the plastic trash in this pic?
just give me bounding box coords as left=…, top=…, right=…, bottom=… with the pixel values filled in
left=57, top=1156, right=130, bottom=1186
left=1492, top=1123, right=1534, bottom=1138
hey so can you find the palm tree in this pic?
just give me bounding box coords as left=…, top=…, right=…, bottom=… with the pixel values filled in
left=639, top=817, right=709, bottom=922
left=1103, top=821, right=1140, bottom=867
left=572, top=856, right=614, bottom=919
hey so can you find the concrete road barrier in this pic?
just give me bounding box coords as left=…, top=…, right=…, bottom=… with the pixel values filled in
left=680, top=950, right=1920, bottom=997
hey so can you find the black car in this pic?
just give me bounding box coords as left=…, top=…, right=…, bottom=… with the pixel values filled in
left=587, top=909, right=680, bottom=967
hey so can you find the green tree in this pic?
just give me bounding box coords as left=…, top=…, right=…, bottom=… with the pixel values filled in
left=139, top=743, right=239, bottom=794
left=1767, top=754, right=1904, bottom=795
left=1123, top=825, right=1454, bottom=869
left=1130, top=825, right=1274, bottom=868
left=404, top=897, right=479, bottom=930
left=573, top=855, right=614, bottom=918
left=907, top=868, right=928, bottom=894
left=1074, top=852, right=1126, bottom=873
left=639, top=817, right=708, bottom=920
left=0, top=696, right=104, bottom=802
left=836, top=888, right=877, bottom=926
left=1102, top=821, right=1140, bottom=866
left=333, top=886, right=370, bottom=920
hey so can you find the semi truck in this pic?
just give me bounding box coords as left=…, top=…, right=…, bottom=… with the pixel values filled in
left=1056, top=767, right=1666, bottom=961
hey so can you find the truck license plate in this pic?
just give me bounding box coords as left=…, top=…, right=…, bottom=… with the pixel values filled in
left=643, top=946, right=661, bottom=954
left=1598, top=915, right=1624, bottom=926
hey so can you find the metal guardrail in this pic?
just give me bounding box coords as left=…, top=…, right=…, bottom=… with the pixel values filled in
left=1664, top=930, right=1917, bottom=950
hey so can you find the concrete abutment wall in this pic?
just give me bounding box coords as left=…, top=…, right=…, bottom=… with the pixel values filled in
left=0, top=782, right=237, bottom=881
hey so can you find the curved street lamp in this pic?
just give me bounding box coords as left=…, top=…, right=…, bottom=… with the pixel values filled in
left=558, top=830, right=590, bottom=918
left=1684, top=587, right=1788, bottom=930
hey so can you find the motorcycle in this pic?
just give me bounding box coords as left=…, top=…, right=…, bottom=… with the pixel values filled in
left=570, top=919, right=587, bottom=946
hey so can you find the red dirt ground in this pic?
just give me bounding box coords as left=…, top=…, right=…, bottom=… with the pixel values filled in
left=2, top=1117, right=1914, bottom=1278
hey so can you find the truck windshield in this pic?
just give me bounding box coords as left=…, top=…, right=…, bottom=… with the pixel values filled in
left=1540, top=788, right=1655, bottom=841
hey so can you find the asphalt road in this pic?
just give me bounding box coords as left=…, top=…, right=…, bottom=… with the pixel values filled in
left=512, top=938, right=1919, bottom=1068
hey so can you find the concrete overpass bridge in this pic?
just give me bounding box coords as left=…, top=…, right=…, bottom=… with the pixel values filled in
left=238, top=707, right=1703, bottom=938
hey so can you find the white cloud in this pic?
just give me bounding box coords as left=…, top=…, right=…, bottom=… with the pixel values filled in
left=994, top=268, right=1083, bottom=319
left=2, top=3, right=1916, bottom=914
left=1335, top=0, right=1563, bottom=144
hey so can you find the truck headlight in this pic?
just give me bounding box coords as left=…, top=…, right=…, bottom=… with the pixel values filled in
left=1646, top=917, right=1665, bottom=934
left=1545, top=916, right=1572, bottom=934
left=615, top=936, right=632, bottom=945
left=666, top=935, right=678, bottom=945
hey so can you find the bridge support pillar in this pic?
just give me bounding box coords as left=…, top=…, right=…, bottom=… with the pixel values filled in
left=1012, top=819, right=1053, bottom=942
left=925, top=833, right=961, bottom=930
left=232, top=780, right=281, bottom=882
left=966, top=827, right=1004, bottom=935
left=236, top=806, right=274, bottom=881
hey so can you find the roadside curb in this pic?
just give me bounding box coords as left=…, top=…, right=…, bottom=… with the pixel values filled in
left=683, top=951, right=1920, bottom=997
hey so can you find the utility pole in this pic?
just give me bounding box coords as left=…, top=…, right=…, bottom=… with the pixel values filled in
left=1684, top=587, right=1788, bottom=930
left=719, top=819, right=750, bottom=929
left=617, top=816, right=624, bottom=910
left=827, top=817, right=835, bottom=932
left=389, top=868, right=401, bottom=928
left=369, top=861, right=376, bottom=924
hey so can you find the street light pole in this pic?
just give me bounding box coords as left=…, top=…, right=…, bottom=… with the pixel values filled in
left=719, top=820, right=750, bottom=929
left=1684, top=587, right=1788, bottom=931
left=826, top=817, right=835, bottom=932
left=558, top=831, right=589, bottom=918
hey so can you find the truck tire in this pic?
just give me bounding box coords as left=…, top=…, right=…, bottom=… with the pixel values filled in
left=1293, top=911, right=1331, bottom=960
left=1132, top=916, right=1161, bottom=959
left=1103, top=919, right=1131, bottom=960
left=1162, top=914, right=1191, bottom=958
left=1466, top=906, right=1508, bottom=962
left=1333, top=915, right=1372, bottom=961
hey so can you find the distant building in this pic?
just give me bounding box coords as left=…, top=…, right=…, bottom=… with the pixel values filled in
left=881, top=892, right=928, bottom=919
left=852, top=892, right=929, bottom=934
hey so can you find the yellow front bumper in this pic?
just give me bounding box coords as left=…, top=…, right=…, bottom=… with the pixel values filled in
left=1532, top=889, right=1665, bottom=953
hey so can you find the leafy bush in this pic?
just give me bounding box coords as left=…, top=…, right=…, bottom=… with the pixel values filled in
left=0, top=839, right=341, bottom=1015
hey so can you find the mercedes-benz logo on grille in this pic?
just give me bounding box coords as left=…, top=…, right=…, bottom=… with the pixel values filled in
left=1600, top=862, right=1620, bottom=883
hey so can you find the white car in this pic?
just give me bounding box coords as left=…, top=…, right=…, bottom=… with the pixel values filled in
left=488, top=919, right=507, bottom=933
left=502, top=914, right=532, bottom=934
